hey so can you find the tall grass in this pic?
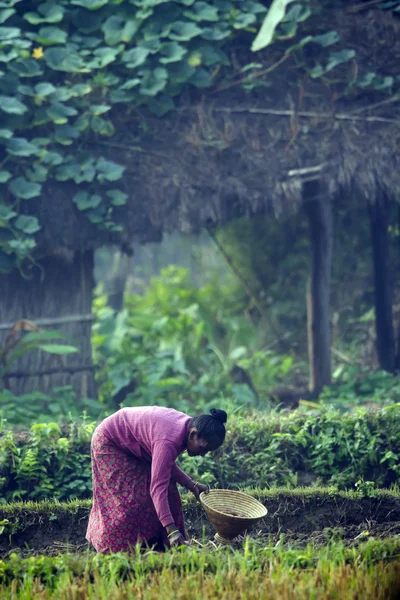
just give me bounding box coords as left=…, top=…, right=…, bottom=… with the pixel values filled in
left=0, top=538, right=399, bottom=599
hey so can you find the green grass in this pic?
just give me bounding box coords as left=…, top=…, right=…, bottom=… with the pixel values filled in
left=0, top=485, right=399, bottom=519
left=0, top=538, right=399, bottom=599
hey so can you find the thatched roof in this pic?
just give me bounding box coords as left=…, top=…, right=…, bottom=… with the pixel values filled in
left=32, top=4, right=400, bottom=256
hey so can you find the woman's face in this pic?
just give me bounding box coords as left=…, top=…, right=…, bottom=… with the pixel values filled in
left=186, top=428, right=219, bottom=457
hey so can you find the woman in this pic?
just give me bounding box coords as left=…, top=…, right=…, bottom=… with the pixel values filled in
left=86, top=405, right=227, bottom=552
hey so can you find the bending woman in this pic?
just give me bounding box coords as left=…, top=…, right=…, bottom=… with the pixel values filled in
left=86, top=405, right=227, bottom=552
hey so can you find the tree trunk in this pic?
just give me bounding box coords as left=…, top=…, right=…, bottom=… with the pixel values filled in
left=395, top=205, right=400, bottom=372
left=304, top=183, right=333, bottom=393
left=369, top=196, right=395, bottom=372
left=0, top=251, right=96, bottom=398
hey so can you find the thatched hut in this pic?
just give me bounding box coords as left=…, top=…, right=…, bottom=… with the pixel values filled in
left=1, top=2, right=400, bottom=398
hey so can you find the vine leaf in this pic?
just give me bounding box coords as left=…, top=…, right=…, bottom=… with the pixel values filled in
left=252, top=0, right=296, bottom=51
left=14, top=215, right=41, bottom=234
left=9, top=177, right=42, bottom=200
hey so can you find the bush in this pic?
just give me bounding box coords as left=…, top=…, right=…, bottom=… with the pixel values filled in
left=0, top=406, right=399, bottom=502
left=92, top=266, right=302, bottom=413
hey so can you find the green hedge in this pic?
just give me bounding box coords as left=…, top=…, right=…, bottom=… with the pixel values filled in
left=0, top=406, right=399, bottom=502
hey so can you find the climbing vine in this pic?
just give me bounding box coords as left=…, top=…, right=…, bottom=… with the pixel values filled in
left=0, top=0, right=399, bottom=275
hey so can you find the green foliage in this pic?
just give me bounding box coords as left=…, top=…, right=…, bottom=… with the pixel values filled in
left=92, top=266, right=298, bottom=413
left=0, top=0, right=267, bottom=273
left=252, top=0, right=296, bottom=51
left=1, top=0, right=399, bottom=274
left=0, top=386, right=104, bottom=427
left=0, top=407, right=399, bottom=502
left=0, top=322, right=78, bottom=387
left=0, top=535, right=399, bottom=598
left=0, top=417, right=96, bottom=502
left=178, top=404, right=400, bottom=489
left=320, top=367, right=400, bottom=408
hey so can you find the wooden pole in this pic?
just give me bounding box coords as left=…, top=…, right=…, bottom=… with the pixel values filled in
left=304, top=182, right=333, bottom=393
left=0, top=314, right=94, bottom=332
left=369, top=196, right=395, bottom=372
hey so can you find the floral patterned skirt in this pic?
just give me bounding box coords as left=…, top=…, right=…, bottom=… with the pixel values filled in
left=86, top=426, right=187, bottom=553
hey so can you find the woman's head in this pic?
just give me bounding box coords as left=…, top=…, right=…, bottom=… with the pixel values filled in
left=186, top=408, right=227, bottom=457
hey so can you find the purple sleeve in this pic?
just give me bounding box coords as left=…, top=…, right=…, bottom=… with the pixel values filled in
left=171, top=463, right=193, bottom=488
left=150, top=441, right=180, bottom=527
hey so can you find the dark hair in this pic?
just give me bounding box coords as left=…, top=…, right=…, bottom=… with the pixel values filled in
left=189, top=408, right=227, bottom=447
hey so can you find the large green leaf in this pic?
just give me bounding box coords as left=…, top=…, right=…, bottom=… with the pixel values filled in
left=24, top=4, right=65, bottom=25
left=183, top=2, right=219, bottom=22
left=9, top=177, right=41, bottom=200
left=22, top=330, right=68, bottom=343
left=0, top=170, right=11, bottom=182
left=201, top=24, right=230, bottom=40
left=91, top=115, right=115, bottom=136
left=0, top=8, right=15, bottom=24
left=325, top=49, right=356, bottom=73
left=140, top=67, right=168, bottom=95
left=0, top=128, right=12, bottom=138
left=73, top=191, right=102, bottom=210
left=44, top=47, right=86, bottom=72
left=89, top=104, right=111, bottom=115
left=26, top=163, right=48, bottom=183
left=159, top=41, right=187, bottom=64
left=6, top=138, right=40, bottom=157
left=312, top=31, right=340, bottom=47
left=14, top=215, right=41, bottom=234
left=0, top=95, right=27, bottom=114
left=96, top=157, right=125, bottom=182
left=102, top=16, right=138, bottom=45
left=9, top=59, right=43, bottom=77
left=88, top=47, right=122, bottom=68
left=36, top=26, right=67, bottom=45
left=42, top=151, right=64, bottom=166
left=233, top=12, right=257, bottom=29
left=106, top=189, right=128, bottom=206
left=168, top=21, right=203, bottom=41
left=252, top=0, right=296, bottom=51
left=37, top=344, right=78, bottom=354
left=71, top=0, right=108, bottom=9
left=35, top=82, right=57, bottom=96
left=0, top=25, right=19, bottom=40
left=54, top=124, right=80, bottom=145
left=55, top=161, right=81, bottom=182
left=191, top=43, right=229, bottom=67
left=0, top=203, right=16, bottom=220
left=46, top=101, right=78, bottom=124
left=122, top=46, right=149, bottom=67
left=119, top=78, right=140, bottom=90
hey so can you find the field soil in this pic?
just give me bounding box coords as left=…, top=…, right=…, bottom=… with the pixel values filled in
left=1, top=494, right=400, bottom=557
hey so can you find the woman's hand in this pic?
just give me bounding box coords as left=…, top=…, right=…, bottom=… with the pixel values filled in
left=190, top=481, right=209, bottom=501
left=166, top=524, right=188, bottom=548
left=169, top=531, right=188, bottom=548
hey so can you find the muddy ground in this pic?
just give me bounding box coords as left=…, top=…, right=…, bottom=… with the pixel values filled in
left=0, top=494, right=399, bottom=557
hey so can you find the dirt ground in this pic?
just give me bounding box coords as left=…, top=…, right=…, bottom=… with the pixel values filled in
left=0, top=495, right=399, bottom=558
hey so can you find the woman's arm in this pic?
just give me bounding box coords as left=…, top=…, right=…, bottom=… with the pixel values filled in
left=150, top=440, right=181, bottom=527
left=171, top=462, right=194, bottom=489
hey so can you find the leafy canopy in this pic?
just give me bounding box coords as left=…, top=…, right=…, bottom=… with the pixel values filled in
left=0, top=0, right=398, bottom=275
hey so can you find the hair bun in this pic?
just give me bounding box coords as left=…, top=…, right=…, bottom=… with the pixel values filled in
left=209, top=408, right=227, bottom=424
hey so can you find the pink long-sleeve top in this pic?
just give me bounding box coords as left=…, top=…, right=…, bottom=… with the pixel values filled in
left=99, top=406, right=193, bottom=527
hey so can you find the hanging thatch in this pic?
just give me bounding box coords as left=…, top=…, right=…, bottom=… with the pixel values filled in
left=26, top=5, right=400, bottom=256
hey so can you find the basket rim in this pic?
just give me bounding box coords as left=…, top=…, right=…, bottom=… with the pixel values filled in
left=199, top=489, right=268, bottom=520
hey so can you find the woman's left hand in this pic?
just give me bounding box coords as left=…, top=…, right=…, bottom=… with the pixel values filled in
left=190, top=481, right=209, bottom=501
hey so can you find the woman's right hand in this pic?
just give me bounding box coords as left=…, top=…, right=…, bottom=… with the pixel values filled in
left=169, top=531, right=188, bottom=547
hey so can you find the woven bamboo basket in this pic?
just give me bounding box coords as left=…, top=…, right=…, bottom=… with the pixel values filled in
left=200, top=489, right=268, bottom=544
